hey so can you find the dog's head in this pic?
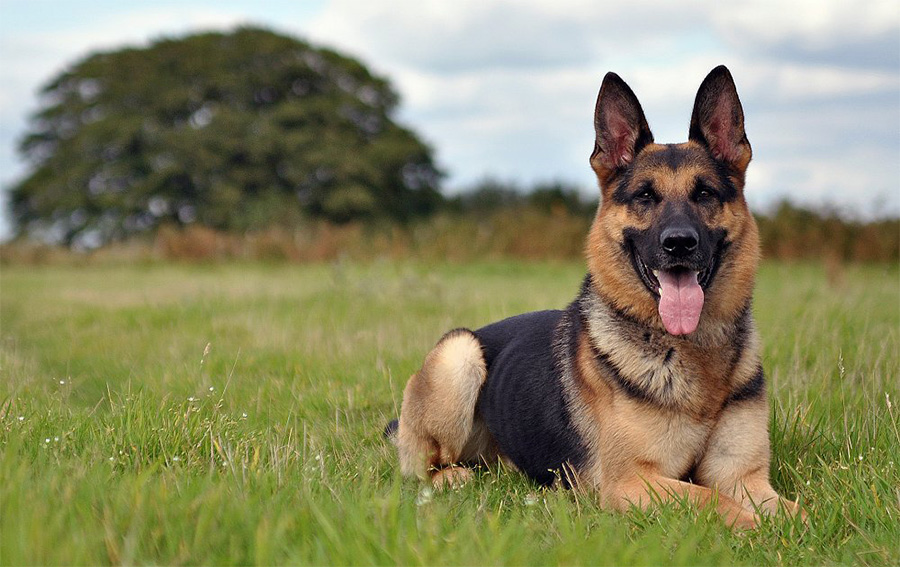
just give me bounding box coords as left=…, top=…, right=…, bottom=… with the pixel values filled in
left=586, top=66, right=760, bottom=336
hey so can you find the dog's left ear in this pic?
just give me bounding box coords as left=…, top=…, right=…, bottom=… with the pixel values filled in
left=689, top=65, right=752, bottom=176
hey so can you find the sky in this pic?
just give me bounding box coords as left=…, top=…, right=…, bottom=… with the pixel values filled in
left=1, top=0, right=898, bottom=239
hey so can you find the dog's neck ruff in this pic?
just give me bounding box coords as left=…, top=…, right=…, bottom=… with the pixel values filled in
left=575, top=274, right=755, bottom=410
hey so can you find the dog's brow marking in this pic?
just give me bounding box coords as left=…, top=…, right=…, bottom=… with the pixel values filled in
left=645, top=145, right=694, bottom=171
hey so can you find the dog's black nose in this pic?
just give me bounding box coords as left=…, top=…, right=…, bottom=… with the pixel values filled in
left=660, top=227, right=699, bottom=257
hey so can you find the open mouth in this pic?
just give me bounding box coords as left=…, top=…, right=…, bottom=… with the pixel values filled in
left=629, top=244, right=720, bottom=336
left=633, top=253, right=716, bottom=298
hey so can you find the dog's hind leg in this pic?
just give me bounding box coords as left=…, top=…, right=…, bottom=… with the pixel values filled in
left=396, top=329, right=492, bottom=487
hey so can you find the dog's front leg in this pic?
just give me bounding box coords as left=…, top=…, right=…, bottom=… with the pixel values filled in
left=696, top=397, right=807, bottom=522
left=607, top=474, right=760, bottom=530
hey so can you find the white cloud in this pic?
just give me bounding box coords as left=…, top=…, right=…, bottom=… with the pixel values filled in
left=712, top=0, right=897, bottom=50
left=304, top=0, right=712, bottom=73
left=748, top=146, right=899, bottom=219
left=735, top=62, right=899, bottom=104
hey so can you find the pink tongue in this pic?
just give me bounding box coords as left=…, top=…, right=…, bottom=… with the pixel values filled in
left=657, top=270, right=704, bottom=335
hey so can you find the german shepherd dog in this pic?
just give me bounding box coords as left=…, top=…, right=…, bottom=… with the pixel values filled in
left=386, top=66, right=804, bottom=529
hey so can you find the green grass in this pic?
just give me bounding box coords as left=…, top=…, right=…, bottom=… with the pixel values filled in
left=1, top=260, right=898, bottom=566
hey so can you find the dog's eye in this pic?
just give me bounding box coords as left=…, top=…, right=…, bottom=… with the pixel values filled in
left=693, top=184, right=717, bottom=202
left=634, top=187, right=657, bottom=203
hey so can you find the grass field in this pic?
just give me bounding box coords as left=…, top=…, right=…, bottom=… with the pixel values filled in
left=1, top=260, right=898, bottom=565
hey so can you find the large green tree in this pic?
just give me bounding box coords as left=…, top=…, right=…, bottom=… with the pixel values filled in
left=10, top=27, right=443, bottom=246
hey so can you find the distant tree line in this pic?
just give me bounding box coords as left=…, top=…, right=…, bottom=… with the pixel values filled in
left=756, top=201, right=899, bottom=263
left=444, top=178, right=597, bottom=217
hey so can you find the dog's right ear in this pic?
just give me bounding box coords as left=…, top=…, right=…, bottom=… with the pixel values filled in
left=590, top=72, right=654, bottom=189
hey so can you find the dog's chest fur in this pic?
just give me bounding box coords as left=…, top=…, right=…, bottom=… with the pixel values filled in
left=580, top=288, right=740, bottom=411
left=564, top=282, right=754, bottom=483
left=612, top=403, right=711, bottom=478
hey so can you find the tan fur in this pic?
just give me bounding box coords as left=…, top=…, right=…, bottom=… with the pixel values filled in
left=396, top=329, right=498, bottom=484
left=614, top=475, right=759, bottom=529
left=567, top=325, right=799, bottom=528
left=431, top=465, right=475, bottom=488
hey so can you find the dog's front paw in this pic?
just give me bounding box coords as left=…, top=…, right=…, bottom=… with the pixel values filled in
left=729, top=509, right=762, bottom=531
left=431, top=465, right=473, bottom=489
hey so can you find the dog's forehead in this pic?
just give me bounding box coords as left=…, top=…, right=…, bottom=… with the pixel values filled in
left=638, top=143, right=711, bottom=170
left=632, top=143, right=717, bottom=195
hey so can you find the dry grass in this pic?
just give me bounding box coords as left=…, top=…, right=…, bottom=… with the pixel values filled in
left=4, top=205, right=897, bottom=267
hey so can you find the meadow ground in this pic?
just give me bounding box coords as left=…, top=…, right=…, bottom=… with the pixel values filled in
left=1, top=260, right=897, bottom=565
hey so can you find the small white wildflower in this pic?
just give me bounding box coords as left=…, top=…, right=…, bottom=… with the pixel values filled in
left=54, top=436, right=59, bottom=442
left=315, top=454, right=321, bottom=461
left=806, top=480, right=810, bottom=486
left=44, top=438, right=50, bottom=443
left=416, top=487, right=433, bottom=506
left=188, top=397, right=195, bottom=402
left=172, top=456, right=181, bottom=462
left=209, top=386, right=214, bottom=392
left=858, top=455, right=864, bottom=461
left=59, top=380, right=66, bottom=385
left=222, top=460, right=228, bottom=466
left=18, top=416, right=24, bottom=421
left=241, top=412, right=248, bottom=418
